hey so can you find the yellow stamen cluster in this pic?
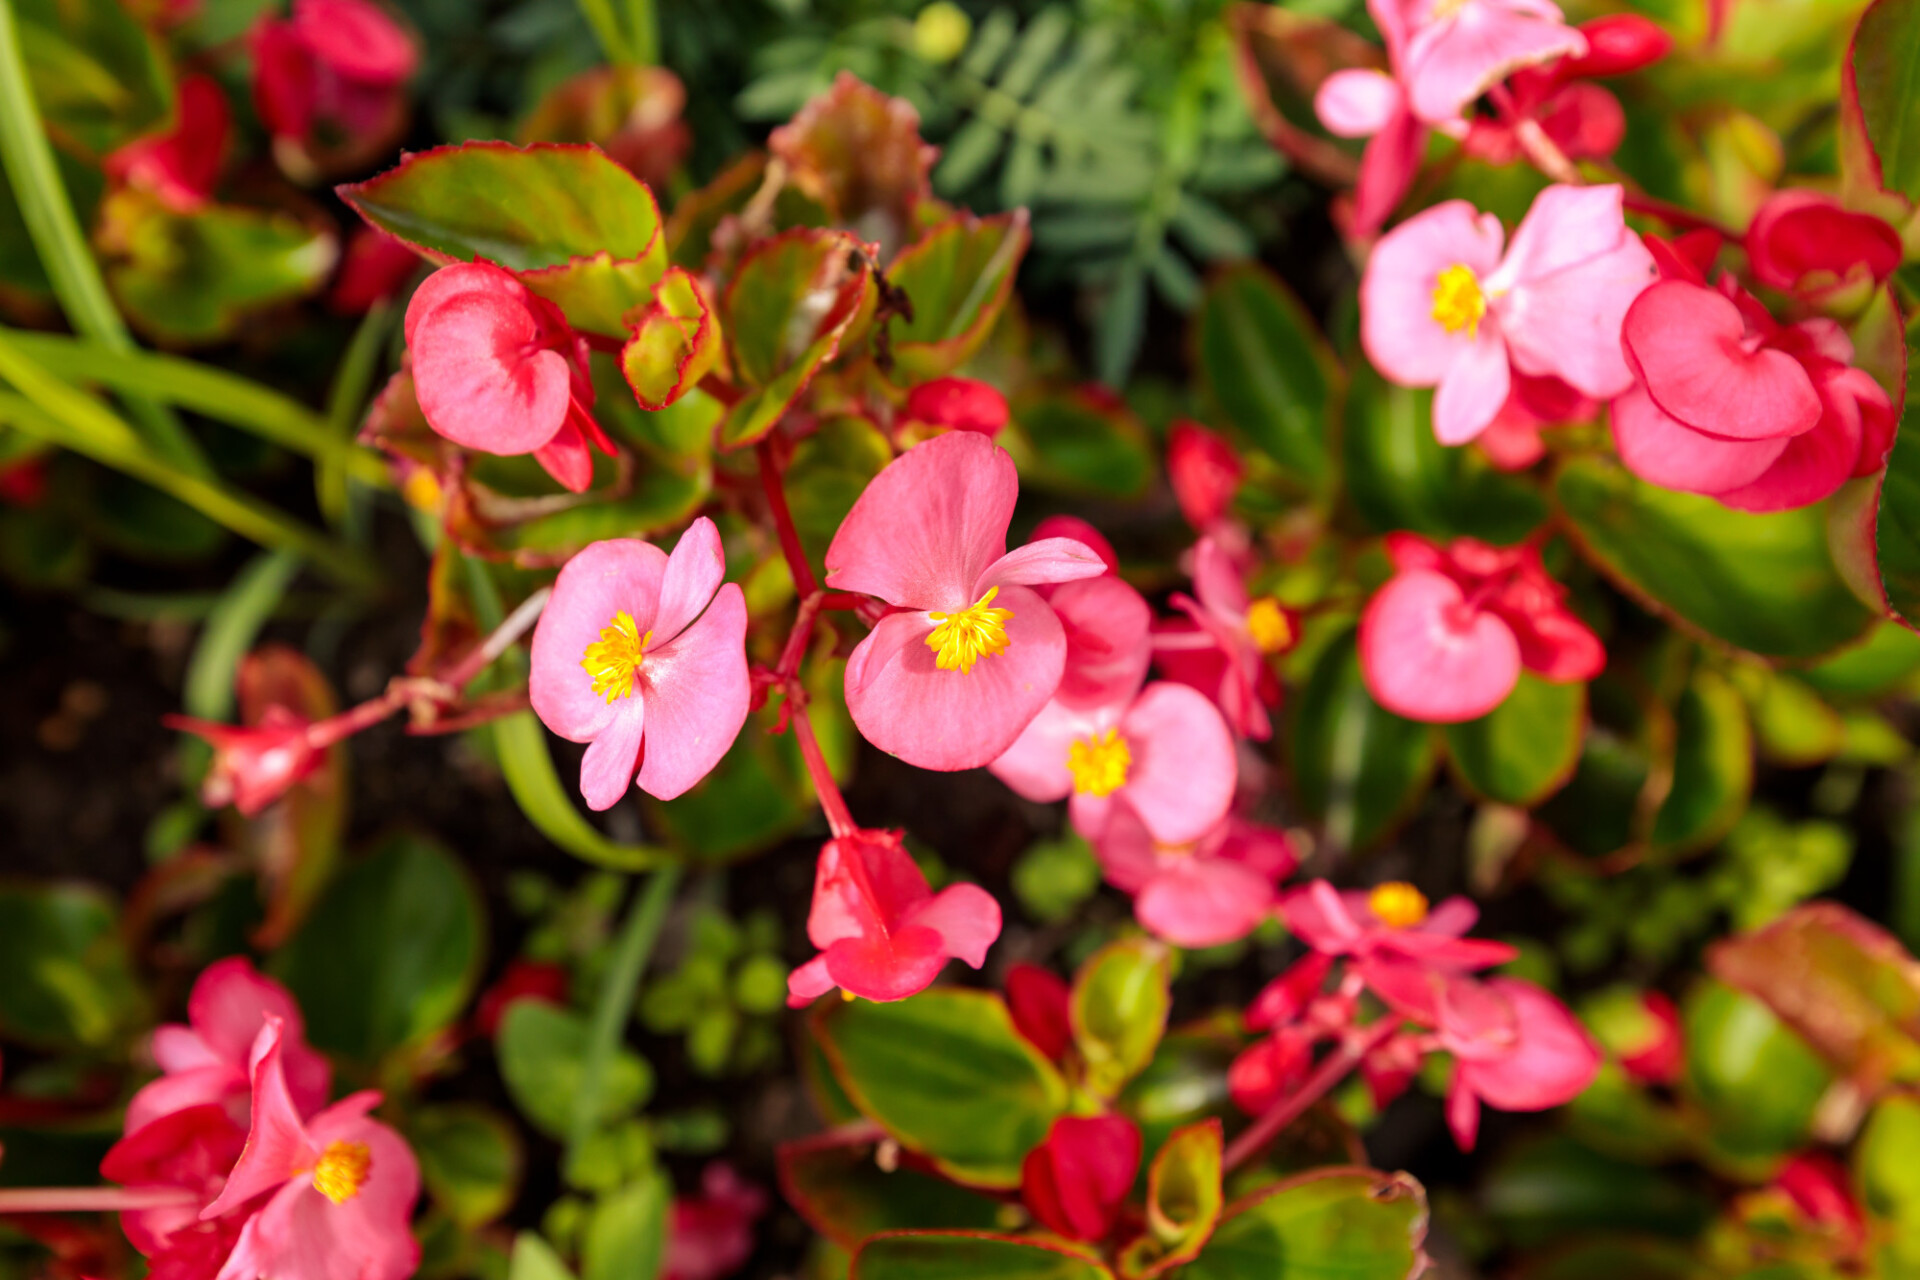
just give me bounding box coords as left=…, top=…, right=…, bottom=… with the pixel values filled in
left=925, top=587, right=1014, bottom=673
left=311, top=1140, right=372, bottom=1205
left=1368, top=881, right=1430, bottom=930
left=1246, top=596, right=1294, bottom=654
left=1067, top=728, right=1132, bottom=797
left=1431, top=263, right=1487, bottom=338
left=581, top=610, right=652, bottom=703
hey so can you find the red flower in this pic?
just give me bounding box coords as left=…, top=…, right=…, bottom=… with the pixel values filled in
left=1167, top=420, right=1243, bottom=531
left=1616, top=990, right=1684, bottom=1086
left=474, top=960, right=569, bottom=1039
left=164, top=707, right=325, bottom=817
left=664, top=1163, right=767, bottom=1280
left=1020, top=1115, right=1141, bottom=1242
left=1006, top=963, right=1073, bottom=1062
left=103, top=75, right=229, bottom=212
left=903, top=377, right=1010, bottom=436
left=251, top=0, right=417, bottom=151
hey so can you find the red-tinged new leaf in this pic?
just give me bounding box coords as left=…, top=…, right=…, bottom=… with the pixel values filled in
left=886, top=211, right=1030, bottom=383
left=622, top=267, right=723, bottom=410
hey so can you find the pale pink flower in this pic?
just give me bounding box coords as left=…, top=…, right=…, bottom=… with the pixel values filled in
left=1154, top=536, right=1292, bottom=740
left=1435, top=975, right=1601, bottom=1150
left=1398, top=0, right=1586, bottom=124
left=1096, top=808, right=1298, bottom=948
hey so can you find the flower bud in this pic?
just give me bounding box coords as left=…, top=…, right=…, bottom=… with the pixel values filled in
left=165, top=706, right=324, bottom=816
left=903, top=376, right=1010, bottom=436
left=1562, top=15, right=1672, bottom=79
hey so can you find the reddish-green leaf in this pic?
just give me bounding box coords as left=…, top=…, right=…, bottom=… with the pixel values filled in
left=777, top=1131, right=1004, bottom=1248
left=853, top=1233, right=1113, bottom=1280
left=1179, top=1167, right=1428, bottom=1280
left=885, top=211, right=1029, bottom=382
left=1846, top=0, right=1920, bottom=202
left=1070, top=938, right=1172, bottom=1099
left=1119, top=1120, right=1223, bottom=1279
left=622, top=267, right=722, bottom=410
left=719, top=228, right=871, bottom=448
left=1442, top=673, right=1585, bottom=808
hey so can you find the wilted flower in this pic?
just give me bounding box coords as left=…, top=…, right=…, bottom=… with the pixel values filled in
left=1020, top=1115, right=1141, bottom=1242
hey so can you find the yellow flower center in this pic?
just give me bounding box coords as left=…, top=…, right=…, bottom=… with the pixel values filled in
left=1431, top=263, right=1486, bottom=338
left=1246, top=596, right=1294, bottom=654
left=925, top=587, right=1014, bottom=673
left=311, top=1140, right=372, bottom=1205
left=1067, top=728, right=1131, bottom=797
left=581, top=610, right=652, bottom=703
left=1368, top=881, right=1430, bottom=930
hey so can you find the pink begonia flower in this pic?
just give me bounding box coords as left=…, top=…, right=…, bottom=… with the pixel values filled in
left=1020, top=1115, right=1142, bottom=1243
left=991, top=682, right=1237, bottom=846
left=1611, top=277, right=1895, bottom=512
left=404, top=260, right=615, bottom=494
left=1168, top=419, right=1244, bottom=532
left=103, top=74, right=229, bottom=212
left=1281, top=879, right=1516, bottom=1023
left=824, top=431, right=1107, bottom=771
left=329, top=228, right=420, bottom=313
left=1774, top=1152, right=1868, bottom=1256
left=165, top=707, right=325, bottom=816
left=126, top=957, right=331, bottom=1135
left=1154, top=536, right=1292, bottom=740
left=1745, top=190, right=1901, bottom=299
left=251, top=0, right=416, bottom=146
left=198, top=1020, right=421, bottom=1280
left=1314, top=0, right=1426, bottom=236
left=1398, top=0, right=1587, bottom=124
left=787, top=828, right=1001, bottom=1005
left=1435, top=975, right=1600, bottom=1150
left=1459, top=17, right=1669, bottom=167
left=1006, top=963, right=1073, bottom=1061
left=664, top=1163, right=768, bottom=1280
left=902, top=377, right=1010, bottom=436
left=102, top=1103, right=248, bottom=1271
left=529, top=520, right=751, bottom=809
left=1096, top=807, right=1298, bottom=948
left=1359, top=532, right=1605, bottom=723
left=1049, top=574, right=1152, bottom=710
left=1030, top=515, right=1119, bottom=578
left=1361, top=184, right=1656, bottom=446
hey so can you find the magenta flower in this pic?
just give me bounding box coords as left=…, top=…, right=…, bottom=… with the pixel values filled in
left=198, top=1020, right=420, bottom=1280
left=103, top=74, right=229, bottom=212
left=902, top=376, right=1010, bottom=436
left=664, top=1163, right=768, bottom=1280
left=1155, top=536, right=1292, bottom=740
left=126, top=957, right=331, bottom=1135
left=1361, top=184, right=1655, bottom=446
left=1006, top=963, right=1073, bottom=1062
left=1019, top=1115, right=1142, bottom=1243
left=825, top=431, right=1107, bottom=771
left=1611, top=277, right=1895, bottom=511
left=528, top=520, right=751, bottom=810
left=1434, top=975, right=1600, bottom=1150
left=1358, top=532, right=1604, bottom=724
left=1281, top=879, right=1516, bottom=1022
left=991, top=681, right=1237, bottom=846
left=1314, top=0, right=1428, bottom=236
left=403, top=260, right=615, bottom=494
left=1096, top=808, right=1298, bottom=948
left=786, top=828, right=1002, bottom=1005
left=1398, top=0, right=1587, bottom=124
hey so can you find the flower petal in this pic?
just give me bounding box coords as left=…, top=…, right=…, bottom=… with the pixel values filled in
left=903, top=882, right=1002, bottom=969
left=1622, top=281, right=1821, bottom=441
left=200, top=1022, right=311, bottom=1221
left=1050, top=576, right=1153, bottom=710
left=975, top=537, right=1109, bottom=594
left=1316, top=68, right=1403, bottom=137
left=634, top=583, right=750, bottom=801
left=578, top=701, right=645, bottom=812
left=409, top=274, right=570, bottom=455
left=1433, top=327, right=1512, bottom=445
left=1359, top=568, right=1521, bottom=723
left=1136, top=859, right=1276, bottom=948
left=1362, top=201, right=1506, bottom=388
left=990, top=699, right=1099, bottom=803
left=528, top=539, right=668, bottom=743
left=1116, top=683, right=1238, bottom=845
left=1610, top=383, right=1787, bottom=494
left=652, top=516, right=728, bottom=647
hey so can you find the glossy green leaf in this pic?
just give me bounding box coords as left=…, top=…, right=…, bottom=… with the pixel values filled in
left=1290, top=628, right=1438, bottom=853
left=1682, top=980, right=1832, bottom=1163
left=508, top=1233, right=577, bottom=1280
left=719, top=229, right=869, bottom=448
left=1005, top=390, right=1154, bottom=499
left=273, top=831, right=485, bottom=1063
left=1179, top=1168, right=1427, bottom=1280
left=412, top=1104, right=524, bottom=1229
left=1650, top=668, right=1752, bottom=855
left=886, top=211, right=1029, bottom=381
left=1873, top=325, right=1920, bottom=626
left=1070, top=939, right=1172, bottom=1099
left=1480, top=1134, right=1715, bottom=1246
left=1443, top=674, right=1585, bottom=807
left=854, top=1233, right=1114, bottom=1280
left=1740, top=667, right=1845, bottom=766
left=16, top=0, right=169, bottom=157
left=1535, top=674, right=1657, bottom=859
left=1848, top=0, right=1920, bottom=202
left=497, top=1000, right=654, bottom=1141
left=814, top=988, right=1069, bottom=1187
left=1860, top=1094, right=1920, bottom=1225
left=778, top=1132, right=1005, bottom=1248
left=102, top=192, right=337, bottom=345
left=1802, top=621, right=1920, bottom=697
left=582, top=1172, right=669, bottom=1280
left=1342, top=369, right=1548, bottom=544
left=0, top=883, right=142, bottom=1048
left=1194, top=264, right=1335, bottom=488
left=339, top=142, right=668, bottom=338
left=1708, top=901, right=1920, bottom=1091
left=1120, top=1120, right=1223, bottom=1279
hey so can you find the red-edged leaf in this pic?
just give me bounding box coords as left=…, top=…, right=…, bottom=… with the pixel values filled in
left=886, top=211, right=1030, bottom=383
left=1226, top=4, right=1375, bottom=185
left=718, top=228, right=872, bottom=448
left=777, top=1129, right=1004, bottom=1248
left=621, top=266, right=723, bottom=410
left=1119, top=1120, right=1224, bottom=1280
left=853, top=1231, right=1114, bottom=1280
left=770, top=72, right=936, bottom=256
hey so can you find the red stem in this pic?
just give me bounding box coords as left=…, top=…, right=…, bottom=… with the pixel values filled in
left=0, top=1186, right=200, bottom=1214
left=789, top=699, right=857, bottom=839
left=1222, top=1019, right=1399, bottom=1172
left=758, top=439, right=819, bottom=599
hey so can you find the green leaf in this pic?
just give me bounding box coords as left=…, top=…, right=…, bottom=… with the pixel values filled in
left=1179, top=1168, right=1427, bottom=1280
left=582, top=1173, right=670, bottom=1280
left=0, top=882, right=142, bottom=1048
left=338, top=142, right=668, bottom=338
left=496, top=1000, right=654, bottom=1141
left=182, top=550, right=302, bottom=721
left=1342, top=369, right=1548, bottom=544
left=493, top=465, right=712, bottom=559
left=1119, top=1120, right=1223, bottom=1278
left=620, top=267, right=721, bottom=411
left=1556, top=453, right=1874, bottom=660
left=1739, top=666, right=1845, bottom=766
left=778, top=1131, right=1006, bottom=1248
left=1681, top=980, right=1831, bottom=1163
left=784, top=414, right=894, bottom=568
left=1873, top=327, right=1920, bottom=626
left=1479, top=1134, right=1715, bottom=1246
left=1005, top=389, right=1154, bottom=499
left=1802, top=621, right=1920, bottom=697
left=719, top=229, right=870, bottom=448
left=15, top=0, right=169, bottom=157
left=885, top=211, right=1030, bottom=382
left=1443, top=673, right=1585, bottom=807
left=814, top=988, right=1069, bottom=1188
left=1848, top=0, right=1920, bottom=202
left=1860, top=1094, right=1920, bottom=1225
left=102, top=192, right=337, bottom=345
left=273, top=831, right=485, bottom=1063
left=1650, top=668, right=1752, bottom=854
left=1290, top=628, right=1437, bottom=853
left=412, top=1104, right=524, bottom=1229
left=1070, top=939, right=1172, bottom=1099
left=508, top=1233, right=578, bottom=1280
left=854, top=1234, right=1114, bottom=1280
left=1194, top=264, right=1336, bottom=488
